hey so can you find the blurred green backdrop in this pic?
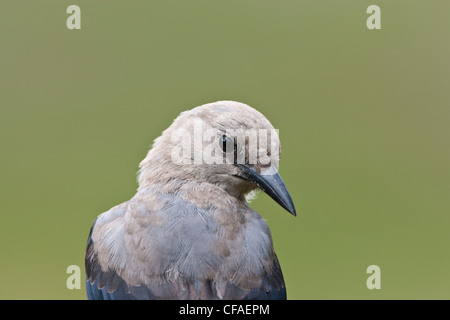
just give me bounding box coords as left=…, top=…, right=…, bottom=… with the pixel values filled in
left=0, top=1, right=449, bottom=299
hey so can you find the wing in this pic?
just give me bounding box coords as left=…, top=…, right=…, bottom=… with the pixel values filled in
left=243, top=255, right=287, bottom=300
left=85, top=220, right=138, bottom=300
left=86, top=219, right=180, bottom=300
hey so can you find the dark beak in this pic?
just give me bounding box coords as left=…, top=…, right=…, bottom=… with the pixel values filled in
left=235, top=165, right=296, bottom=216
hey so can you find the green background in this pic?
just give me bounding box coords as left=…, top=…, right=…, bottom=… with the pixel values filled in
left=1, top=1, right=449, bottom=299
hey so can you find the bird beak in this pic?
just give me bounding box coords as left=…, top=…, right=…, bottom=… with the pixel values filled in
left=235, top=165, right=296, bottom=216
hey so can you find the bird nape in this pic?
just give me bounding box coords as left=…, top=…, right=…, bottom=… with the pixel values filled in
left=85, top=101, right=296, bottom=300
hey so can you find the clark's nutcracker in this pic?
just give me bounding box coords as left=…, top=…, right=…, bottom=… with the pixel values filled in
left=85, top=101, right=296, bottom=300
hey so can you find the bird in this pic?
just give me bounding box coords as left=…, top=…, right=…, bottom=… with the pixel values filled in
left=85, top=100, right=296, bottom=300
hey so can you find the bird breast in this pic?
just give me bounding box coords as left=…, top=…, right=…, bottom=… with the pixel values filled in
left=91, top=184, right=276, bottom=290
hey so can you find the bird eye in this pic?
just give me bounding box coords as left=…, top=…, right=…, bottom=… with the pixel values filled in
left=221, top=135, right=235, bottom=154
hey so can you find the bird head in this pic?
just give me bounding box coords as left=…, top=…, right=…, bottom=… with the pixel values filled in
left=139, top=100, right=296, bottom=216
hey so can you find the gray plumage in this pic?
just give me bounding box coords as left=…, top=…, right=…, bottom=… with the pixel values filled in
left=85, top=101, right=296, bottom=300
